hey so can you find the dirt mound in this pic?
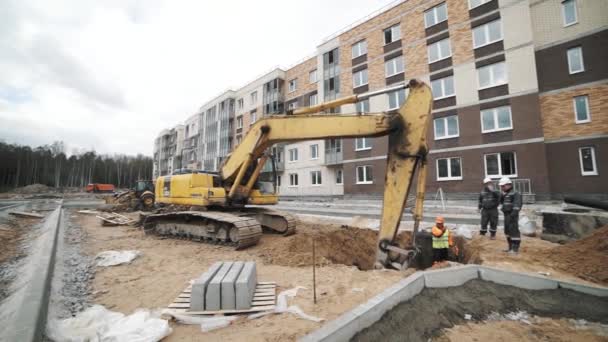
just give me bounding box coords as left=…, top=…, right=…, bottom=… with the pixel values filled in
left=538, top=225, right=608, bottom=285
left=13, top=183, right=53, bottom=194
left=256, top=223, right=411, bottom=270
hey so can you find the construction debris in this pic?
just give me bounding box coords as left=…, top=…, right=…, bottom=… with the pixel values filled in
left=95, top=250, right=141, bottom=267
left=96, top=212, right=136, bottom=226
left=8, top=211, right=44, bottom=219
left=78, top=210, right=101, bottom=215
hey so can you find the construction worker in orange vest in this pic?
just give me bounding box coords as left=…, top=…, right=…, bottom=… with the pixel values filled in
left=432, top=216, right=458, bottom=265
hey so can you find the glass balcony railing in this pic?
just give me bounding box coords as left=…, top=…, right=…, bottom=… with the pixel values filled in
left=324, top=149, right=343, bottom=165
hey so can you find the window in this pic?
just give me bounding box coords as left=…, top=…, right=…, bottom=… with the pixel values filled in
left=424, top=3, right=448, bottom=28
left=469, top=0, right=491, bottom=9
left=356, top=165, right=373, bottom=184
left=310, top=144, right=319, bottom=159
left=384, top=24, right=401, bottom=45
left=309, top=70, right=317, bottom=83
left=352, top=40, right=367, bottom=58
left=567, top=47, right=584, bottom=74
left=428, top=38, right=451, bottom=63
left=309, top=93, right=318, bottom=106
left=562, top=0, right=578, bottom=27
left=237, top=98, right=244, bottom=110
left=385, top=56, right=404, bottom=77
left=236, top=135, right=242, bottom=145
left=434, top=115, right=459, bottom=140
left=481, top=106, right=513, bottom=133
left=436, top=157, right=462, bottom=181
left=353, top=69, right=368, bottom=88
left=250, top=91, right=257, bottom=103
left=288, top=148, right=298, bottom=162
left=289, top=173, right=299, bottom=186
left=356, top=99, right=369, bottom=113
left=573, top=95, right=590, bottom=123
left=288, top=102, right=298, bottom=110
left=579, top=147, right=598, bottom=176
left=355, top=137, right=372, bottom=151
left=431, top=76, right=454, bottom=99
left=250, top=111, right=257, bottom=124
left=277, top=175, right=281, bottom=187
left=388, top=89, right=406, bottom=110
left=477, top=62, right=507, bottom=89
left=289, top=79, right=297, bottom=92
left=236, top=116, right=243, bottom=129
left=473, top=19, right=502, bottom=48
left=485, top=152, right=517, bottom=178
left=311, top=171, right=322, bottom=185
left=336, top=169, right=343, bottom=184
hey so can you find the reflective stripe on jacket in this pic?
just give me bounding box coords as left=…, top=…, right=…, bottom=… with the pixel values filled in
left=432, top=226, right=453, bottom=249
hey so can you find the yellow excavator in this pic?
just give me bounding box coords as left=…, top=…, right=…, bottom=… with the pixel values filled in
left=143, top=79, right=432, bottom=268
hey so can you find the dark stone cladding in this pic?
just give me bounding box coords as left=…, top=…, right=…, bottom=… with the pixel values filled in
left=352, top=54, right=367, bottom=67
left=479, top=84, right=509, bottom=100
left=429, top=93, right=544, bottom=150
left=386, top=73, right=405, bottom=86
left=383, top=39, right=402, bottom=54
left=429, top=57, right=452, bottom=72
left=425, top=20, right=448, bottom=37
left=474, top=40, right=504, bottom=59
left=352, top=64, right=367, bottom=73
left=426, top=141, right=551, bottom=195
left=384, top=49, right=403, bottom=61
left=427, top=31, right=450, bottom=45
left=469, top=0, right=498, bottom=19
left=471, top=11, right=500, bottom=28
left=546, top=137, right=608, bottom=197
left=430, top=69, right=453, bottom=81
left=434, top=96, right=456, bottom=109
left=535, top=28, right=608, bottom=92
left=353, top=84, right=369, bottom=94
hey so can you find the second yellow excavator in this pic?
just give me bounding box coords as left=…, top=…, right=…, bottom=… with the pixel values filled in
left=143, top=79, right=432, bottom=268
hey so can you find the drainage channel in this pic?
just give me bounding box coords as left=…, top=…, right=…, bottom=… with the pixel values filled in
left=0, top=201, right=62, bottom=342
left=300, top=265, right=608, bottom=342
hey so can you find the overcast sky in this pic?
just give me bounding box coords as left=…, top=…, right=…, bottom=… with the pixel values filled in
left=0, top=0, right=395, bottom=156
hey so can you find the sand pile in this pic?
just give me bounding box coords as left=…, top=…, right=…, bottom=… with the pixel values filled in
left=539, top=225, right=608, bottom=285
left=13, top=183, right=53, bottom=194
left=256, top=224, right=411, bottom=270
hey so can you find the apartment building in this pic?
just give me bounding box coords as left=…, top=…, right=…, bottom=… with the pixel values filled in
left=152, top=124, right=184, bottom=179
left=531, top=0, right=608, bottom=197
left=155, top=0, right=606, bottom=199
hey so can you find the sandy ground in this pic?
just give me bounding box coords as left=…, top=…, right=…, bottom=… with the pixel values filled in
left=76, top=212, right=406, bottom=341
left=436, top=318, right=608, bottom=342
left=464, top=231, right=600, bottom=285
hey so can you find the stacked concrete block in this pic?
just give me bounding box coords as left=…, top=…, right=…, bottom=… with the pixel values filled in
left=190, top=261, right=257, bottom=311
left=221, top=261, right=244, bottom=310
left=190, top=262, right=223, bottom=311
left=236, top=261, right=257, bottom=310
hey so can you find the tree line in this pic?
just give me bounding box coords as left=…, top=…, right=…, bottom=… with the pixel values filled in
left=0, top=141, right=153, bottom=192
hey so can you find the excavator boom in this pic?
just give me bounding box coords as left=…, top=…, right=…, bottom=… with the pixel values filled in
left=220, top=79, right=433, bottom=268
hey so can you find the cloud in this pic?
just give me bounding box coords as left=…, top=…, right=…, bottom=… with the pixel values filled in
left=0, top=0, right=395, bottom=156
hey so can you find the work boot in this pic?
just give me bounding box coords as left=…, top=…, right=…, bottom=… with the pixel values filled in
left=490, top=234, right=496, bottom=240
left=480, top=231, right=486, bottom=236
left=511, top=241, right=520, bottom=254
left=503, top=238, right=512, bottom=252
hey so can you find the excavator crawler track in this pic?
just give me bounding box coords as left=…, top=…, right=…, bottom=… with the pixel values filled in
left=239, top=207, right=297, bottom=236
left=142, top=211, right=262, bottom=249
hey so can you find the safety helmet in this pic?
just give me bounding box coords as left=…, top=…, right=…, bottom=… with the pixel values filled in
left=483, top=177, right=492, bottom=184
left=435, top=216, right=445, bottom=224
left=498, top=177, right=512, bottom=186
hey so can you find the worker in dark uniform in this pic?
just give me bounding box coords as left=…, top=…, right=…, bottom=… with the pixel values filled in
left=499, top=177, right=522, bottom=254
left=478, top=177, right=500, bottom=239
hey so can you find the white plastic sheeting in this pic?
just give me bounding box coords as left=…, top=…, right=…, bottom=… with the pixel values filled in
left=95, top=250, right=141, bottom=267
left=249, top=286, right=324, bottom=323
left=519, top=215, right=537, bottom=237
left=47, top=305, right=172, bottom=342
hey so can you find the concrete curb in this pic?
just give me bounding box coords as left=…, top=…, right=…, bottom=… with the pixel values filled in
left=8, top=204, right=63, bottom=342
left=299, top=265, right=608, bottom=342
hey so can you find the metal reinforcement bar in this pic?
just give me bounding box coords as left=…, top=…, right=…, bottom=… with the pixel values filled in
left=299, top=265, right=608, bottom=342
left=7, top=204, right=63, bottom=342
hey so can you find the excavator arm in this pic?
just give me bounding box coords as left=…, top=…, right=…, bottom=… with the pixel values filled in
left=220, top=79, right=432, bottom=268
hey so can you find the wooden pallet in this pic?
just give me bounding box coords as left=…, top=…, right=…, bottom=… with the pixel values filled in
left=164, top=281, right=277, bottom=316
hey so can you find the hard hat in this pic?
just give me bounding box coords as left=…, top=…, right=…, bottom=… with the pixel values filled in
left=498, top=177, right=512, bottom=186
left=483, top=177, right=492, bottom=184
left=435, top=216, right=444, bottom=224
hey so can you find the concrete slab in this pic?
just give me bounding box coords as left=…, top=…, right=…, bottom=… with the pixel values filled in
left=424, top=265, right=479, bottom=288
left=221, top=261, right=244, bottom=310
left=235, top=261, right=257, bottom=310
left=190, top=262, right=223, bottom=311
left=478, top=266, right=558, bottom=290
left=205, top=262, right=234, bottom=311
left=558, top=280, right=608, bottom=297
